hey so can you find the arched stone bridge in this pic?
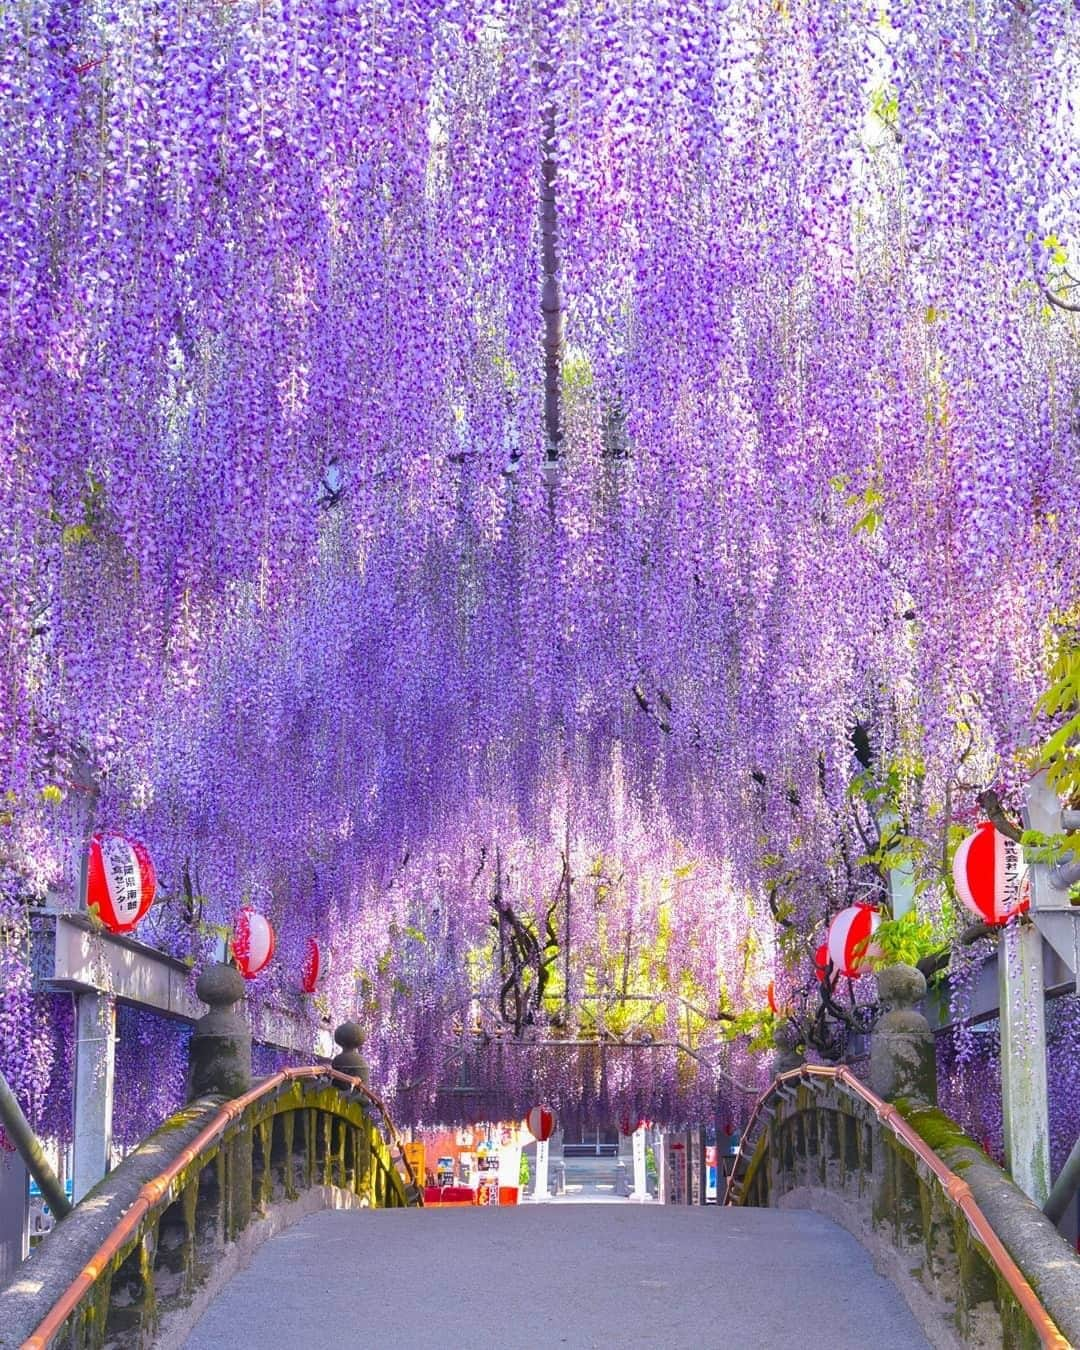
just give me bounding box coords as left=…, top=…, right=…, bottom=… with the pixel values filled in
left=5, top=1060, right=1080, bottom=1350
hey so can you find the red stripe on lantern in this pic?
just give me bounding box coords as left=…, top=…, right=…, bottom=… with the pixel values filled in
left=526, top=1105, right=555, bottom=1142
left=952, top=820, right=1030, bottom=926
left=300, top=937, right=324, bottom=994
left=232, top=908, right=276, bottom=979
left=826, top=904, right=881, bottom=979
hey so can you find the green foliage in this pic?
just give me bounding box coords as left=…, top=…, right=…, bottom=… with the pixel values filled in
left=519, top=1152, right=531, bottom=1187
left=718, top=1007, right=777, bottom=1052
left=61, top=470, right=106, bottom=547
left=864, top=910, right=940, bottom=970
left=1035, top=629, right=1080, bottom=807
left=1020, top=827, right=1080, bottom=871
left=1043, top=233, right=1070, bottom=267
left=870, top=84, right=899, bottom=135
left=846, top=763, right=932, bottom=901
left=561, top=346, right=594, bottom=395
left=831, top=474, right=884, bottom=536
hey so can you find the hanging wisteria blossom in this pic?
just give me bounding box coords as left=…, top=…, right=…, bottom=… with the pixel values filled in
left=0, top=0, right=1076, bottom=1138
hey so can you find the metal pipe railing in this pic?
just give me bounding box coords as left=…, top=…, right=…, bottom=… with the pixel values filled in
left=1044, top=1134, right=1080, bottom=1227
left=0, top=1068, right=70, bottom=1220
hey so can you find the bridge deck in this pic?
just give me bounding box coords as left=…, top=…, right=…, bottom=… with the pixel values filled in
left=182, top=1205, right=931, bottom=1349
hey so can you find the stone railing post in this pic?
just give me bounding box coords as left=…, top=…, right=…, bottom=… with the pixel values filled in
left=332, top=1022, right=370, bottom=1085
left=771, top=1023, right=802, bottom=1077
left=870, top=963, right=936, bottom=1104
left=187, top=964, right=252, bottom=1100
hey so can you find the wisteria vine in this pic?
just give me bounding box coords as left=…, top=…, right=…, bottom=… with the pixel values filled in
left=0, top=0, right=1078, bottom=1137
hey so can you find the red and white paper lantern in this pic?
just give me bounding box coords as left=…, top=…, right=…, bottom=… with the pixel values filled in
left=300, top=937, right=328, bottom=994
left=232, top=908, right=276, bottom=980
left=86, top=832, right=156, bottom=934
left=813, top=942, right=833, bottom=985
left=952, top=820, right=1030, bottom=926
left=826, top=904, right=882, bottom=979
left=526, top=1105, right=555, bottom=1142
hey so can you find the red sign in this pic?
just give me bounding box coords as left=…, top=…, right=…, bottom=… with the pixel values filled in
left=526, top=1105, right=555, bottom=1142
left=86, top=832, right=156, bottom=934
left=952, top=820, right=1030, bottom=926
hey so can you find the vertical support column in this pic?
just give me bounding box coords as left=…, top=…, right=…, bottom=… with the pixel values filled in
left=630, top=1126, right=647, bottom=1200
left=881, top=805, right=916, bottom=919
left=656, top=1132, right=667, bottom=1205
left=534, top=1138, right=550, bottom=1201
left=668, top=1135, right=687, bottom=1203
left=0, top=1144, right=28, bottom=1284
left=691, top=1129, right=702, bottom=1204
left=73, top=992, right=116, bottom=1202
left=999, top=922, right=1051, bottom=1205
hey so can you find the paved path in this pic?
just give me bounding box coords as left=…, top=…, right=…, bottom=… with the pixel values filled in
left=183, top=1206, right=931, bottom=1350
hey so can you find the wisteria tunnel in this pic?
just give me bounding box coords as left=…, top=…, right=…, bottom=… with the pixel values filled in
left=1, top=1, right=1080, bottom=1347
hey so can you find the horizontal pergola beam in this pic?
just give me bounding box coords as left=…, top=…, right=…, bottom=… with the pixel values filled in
left=31, top=912, right=333, bottom=1057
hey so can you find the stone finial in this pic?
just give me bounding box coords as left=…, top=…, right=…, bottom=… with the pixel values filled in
left=771, top=1022, right=802, bottom=1077
left=332, top=1021, right=370, bottom=1084
left=871, top=963, right=936, bottom=1104
left=187, top=963, right=252, bottom=1101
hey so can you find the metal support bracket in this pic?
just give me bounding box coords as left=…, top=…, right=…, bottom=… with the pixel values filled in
left=1024, top=774, right=1080, bottom=976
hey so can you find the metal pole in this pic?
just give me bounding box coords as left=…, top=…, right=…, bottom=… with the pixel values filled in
left=1044, top=1134, right=1080, bottom=1227
left=0, top=1069, right=70, bottom=1220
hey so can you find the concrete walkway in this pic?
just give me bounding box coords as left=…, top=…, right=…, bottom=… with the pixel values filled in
left=183, top=1205, right=931, bottom=1350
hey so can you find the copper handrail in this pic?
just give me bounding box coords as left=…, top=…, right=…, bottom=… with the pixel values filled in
left=725, top=1064, right=1070, bottom=1350
left=23, top=1066, right=419, bottom=1350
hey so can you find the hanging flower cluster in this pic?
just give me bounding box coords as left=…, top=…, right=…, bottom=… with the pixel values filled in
left=0, top=1, right=1077, bottom=1131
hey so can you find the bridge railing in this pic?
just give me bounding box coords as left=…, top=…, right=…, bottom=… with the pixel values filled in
left=2, top=1067, right=421, bottom=1350
left=725, top=1064, right=1079, bottom=1350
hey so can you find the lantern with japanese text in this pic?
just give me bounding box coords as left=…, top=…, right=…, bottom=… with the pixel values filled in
left=86, top=832, right=156, bottom=934
left=952, top=820, right=1030, bottom=926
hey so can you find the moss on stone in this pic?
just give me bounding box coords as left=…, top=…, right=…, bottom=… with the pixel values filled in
left=893, top=1101, right=988, bottom=1165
